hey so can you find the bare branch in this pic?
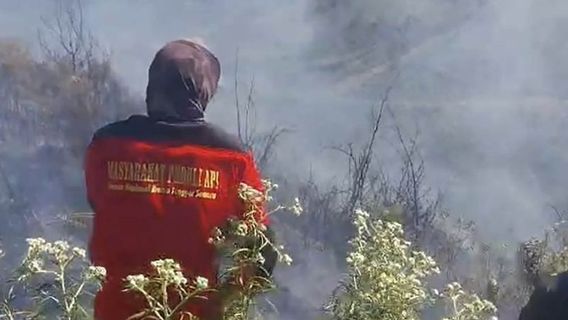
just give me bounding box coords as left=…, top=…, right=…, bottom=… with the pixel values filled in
left=233, top=53, right=287, bottom=169
left=38, top=0, right=97, bottom=73
left=342, top=84, right=392, bottom=216
left=234, top=49, right=242, bottom=143
left=386, top=104, right=437, bottom=241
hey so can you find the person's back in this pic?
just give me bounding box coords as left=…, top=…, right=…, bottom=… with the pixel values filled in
left=85, top=40, right=274, bottom=320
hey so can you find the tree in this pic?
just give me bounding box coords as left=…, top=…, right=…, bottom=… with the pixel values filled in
left=38, top=0, right=97, bottom=74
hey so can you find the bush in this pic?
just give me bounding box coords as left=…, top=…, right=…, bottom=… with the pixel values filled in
left=0, top=191, right=497, bottom=320
left=0, top=183, right=296, bottom=320
left=327, top=209, right=496, bottom=320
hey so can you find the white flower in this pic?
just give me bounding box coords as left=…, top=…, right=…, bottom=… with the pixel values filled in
left=53, top=240, right=70, bottom=252
left=261, top=179, right=278, bottom=191
left=26, top=238, right=46, bottom=247
left=290, top=197, right=303, bottom=216
left=26, top=238, right=48, bottom=252
left=72, top=247, right=86, bottom=258
left=238, top=183, right=264, bottom=203
left=346, top=252, right=365, bottom=265
left=195, top=276, right=209, bottom=289
left=126, top=274, right=149, bottom=289
left=27, top=259, right=43, bottom=273
left=354, top=209, right=370, bottom=219
left=235, top=222, right=248, bottom=236
left=86, top=266, right=107, bottom=281
left=151, top=259, right=165, bottom=269
left=173, top=273, right=188, bottom=286
left=257, top=253, right=266, bottom=264
left=281, top=254, right=293, bottom=266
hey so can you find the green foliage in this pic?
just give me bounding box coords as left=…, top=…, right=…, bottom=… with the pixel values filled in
left=542, top=247, right=568, bottom=276
left=519, top=221, right=568, bottom=281
left=4, top=238, right=105, bottom=319
left=0, top=189, right=500, bottom=320
left=327, top=209, right=496, bottom=320
left=438, top=282, right=496, bottom=320
left=328, top=209, right=440, bottom=320
left=213, top=181, right=297, bottom=320
left=124, top=259, right=212, bottom=320
left=0, top=182, right=297, bottom=320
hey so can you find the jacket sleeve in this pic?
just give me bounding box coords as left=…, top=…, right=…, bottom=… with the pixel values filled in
left=84, top=141, right=106, bottom=268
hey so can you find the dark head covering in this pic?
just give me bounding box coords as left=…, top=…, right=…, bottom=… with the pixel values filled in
left=146, top=39, right=221, bottom=122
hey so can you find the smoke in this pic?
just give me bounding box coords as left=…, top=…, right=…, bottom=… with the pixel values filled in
left=307, top=0, right=568, bottom=243
left=2, top=0, right=568, bottom=317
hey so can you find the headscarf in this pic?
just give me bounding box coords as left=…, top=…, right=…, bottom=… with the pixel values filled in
left=146, top=39, right=221, bottom=122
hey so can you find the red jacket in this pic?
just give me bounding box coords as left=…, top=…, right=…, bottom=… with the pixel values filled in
left=85, top=116, right=266, bottom=320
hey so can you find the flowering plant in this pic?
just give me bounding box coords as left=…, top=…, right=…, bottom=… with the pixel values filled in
left=328, top=209, right=440, bottom=320
left=328, top=209, right=497, bottom=320
left=438, top=282, right=497, bottom=320
left=1, top=190, right=500, bottom=320
left=124, top=259, right=212, bottom=320
left=210, top=181, right=300, bottom=319
left=7, top=238, right=105, bottom=320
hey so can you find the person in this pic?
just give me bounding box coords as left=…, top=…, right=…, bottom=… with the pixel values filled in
left=84, top=39, right=277, bottom=320
left=519, top=271, right=568, bottom=320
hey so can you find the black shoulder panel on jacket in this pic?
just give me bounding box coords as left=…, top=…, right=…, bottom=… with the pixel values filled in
left=92, top=115, right=245, bottom=153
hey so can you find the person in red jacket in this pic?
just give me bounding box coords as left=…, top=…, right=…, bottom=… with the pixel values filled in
left=85, top=39, right=277, bottom=320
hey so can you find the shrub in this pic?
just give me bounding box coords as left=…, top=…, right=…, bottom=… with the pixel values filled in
left=327, top=209, right=496, bottom=320
left=0, top=182, right=296, bottom=320
left=1, top=192, right=498, bottom=320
